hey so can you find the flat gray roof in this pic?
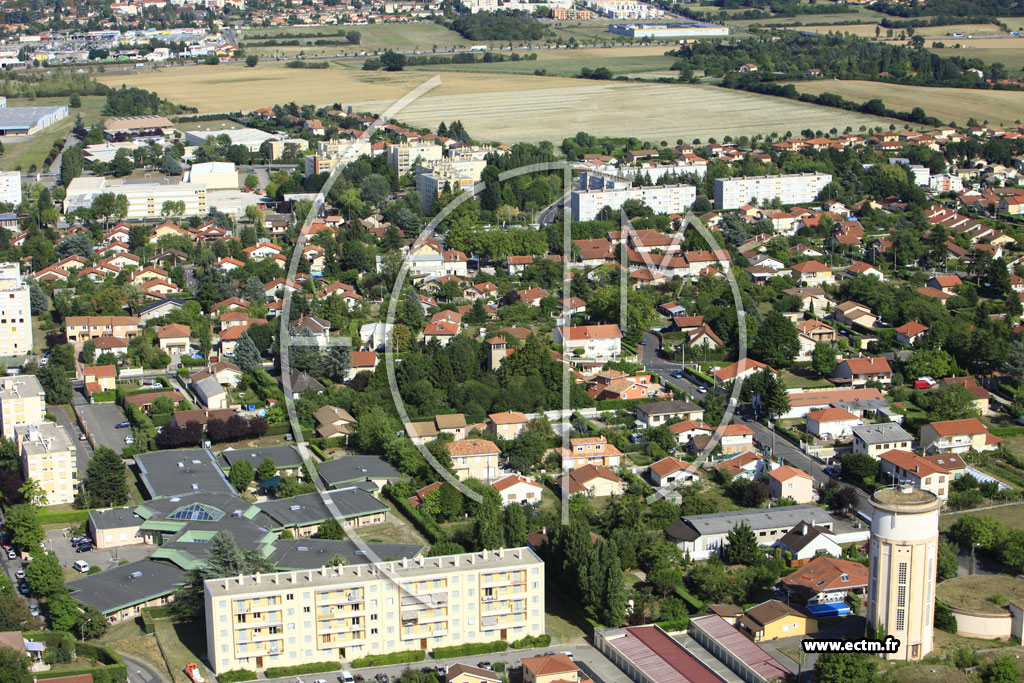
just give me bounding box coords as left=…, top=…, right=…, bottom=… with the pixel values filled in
left=637, top=399, right=702, bottom=415
left=217, top=445, right=304, bottom=471
left=0, top=105, right=66, bottom=129
left=89, top=506, right=142, bottom=530
left=677, top=504, right=832, bottom=536
left=257, top=488, right=388, bottom=529
left=268, top=539, right=424, bottom=569
left=851, top=422, right=913, bottom=444
left=317, top=456, right=401, bottom=487
left=68, top=559, right=184, bottom=614
left=135, top=448, right=235, bottom=497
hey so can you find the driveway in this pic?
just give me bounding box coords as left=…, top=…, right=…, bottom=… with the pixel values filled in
left=52, top=403, right=93, bottom=474
left=45, top=529, right=153, bottom=572
left=78, top=403, right=131, bottom=455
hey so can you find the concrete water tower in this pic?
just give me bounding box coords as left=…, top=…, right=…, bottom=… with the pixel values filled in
left=867, top=485, right=942, bottom=661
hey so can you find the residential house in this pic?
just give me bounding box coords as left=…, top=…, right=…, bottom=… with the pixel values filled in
left=404, top=414, right=468, bottom=445
left=649, top=456, right=700, bottom=487
left=445, top=664, right=502, bottom=683
left=922, top=454, right=967, bottom=480
left=895, top=321, right=929, bottom=346
left=313, top=405, right=356, bottom=439
left=279, top=369, right=323, bottom=400
left=806, top=407, right=862, bottom=439
left=664, top=504, right=835, bottom=560
left=491, top=474, right=543, bottom=506
left=552, top=324, right=622, bottom=360
left=347, top=350, right=378, bottom=380
left=780, top=555, right=869, bottom=606
left=156, top=323, right=191, bottom=355
left=775, top=523, right=843, bottom=564
left=557, top=436, right=622, bottom=470
left=879, top=450, right=950, bottom=500
left=522, top=654, right=583, bottom=683
left=832, top=357, right=892, bottom=386
left=488, top=411, right=529, bottom=440
left=714, top=451, right=765, bottom=480
left=920, top=418, right=1003, bottom=454
left=790, top=260, right=834, bottom=286
left=446, top=439, right=501, bottom=481
left=935, top=376, right=990, bottom=414
left=834, top=301, right=878, bottom=329
left=783, top=287, right=833, bottom=314
left=738, top=600, right=816, bottom=642
left=927, top=275, right=963, bottom=295
left=558, top=465, right=626, bottom=497
left=843, top=261, right=885, bottom=280
left=767, top=466, right=815, bottom=504
left=712, top=358, right=776, bottom=386
left=851, top=423, right=914, bottom=457
left=714, top=424, right=756, bottom=454
left=65, top=316, right=141, bottom=343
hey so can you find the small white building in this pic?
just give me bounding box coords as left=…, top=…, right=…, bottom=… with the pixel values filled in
left=491, top=474, right=543, bottom=506
left=805, top=407, right=862, bottom=439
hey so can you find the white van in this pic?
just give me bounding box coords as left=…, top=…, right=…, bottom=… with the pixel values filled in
left=340, top=673, right=354, bottom=683
left=73, top=560, right=90, bottom=573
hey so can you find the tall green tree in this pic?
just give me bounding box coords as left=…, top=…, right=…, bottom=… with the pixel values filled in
left=601, top=542, right=627, bottom=627
left=234, top=332, right=261, bottom=372
left=5, top=504, right=43, bottom=551
left=751, top=312, right=799, bottom=369
left=83, top=446, right=129, bottom=507
left=724, top=523, right=761, bottom=566
left=24, top=551, right=64, bottom=598
left=228, top=460, right=255, bottom=491
left=814, top=651, right=878, bottom=683
left=173, top=531, right=275, bottom=621
left=0, top=640, right=31, bottom=683
left=503, top=504, right=527, bottom=547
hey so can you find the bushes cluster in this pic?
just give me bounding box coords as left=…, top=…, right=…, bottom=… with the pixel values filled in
left=432, top=640, right=509, bottom=659
left=350, top=651, right=425, bottom=667
left=263, top=662, right=339, bottom=677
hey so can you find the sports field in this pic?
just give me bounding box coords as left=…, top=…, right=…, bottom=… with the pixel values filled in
left=794, top=79, right=1024, bottom=126
left=95, top=62, right=896, bottom=144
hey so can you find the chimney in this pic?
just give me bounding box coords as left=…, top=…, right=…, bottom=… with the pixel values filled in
left=801, top=524, right=809, bottom=536
left=499, top=548, right=504, bottom=559
left=453, top=556, right=459, bottom=567
left=254, top=573, right=260, bottom=584
left=402, top=558, right=408, bottom=569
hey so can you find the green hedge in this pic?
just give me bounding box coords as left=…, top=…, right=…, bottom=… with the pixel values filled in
left=33, top=641, right=127, bottom=683
left=37, top=509, right=89, bottom=525
left=263, top=662, right=340, bottom=678
left=141, top=605, right=175, bottom=618
left=215, top=671, right=258, bottom=683
left=139, top=612, right=154, bottom=635
left=265, top=423, right=291, bottom=436
left=91, top=391, right=116, bottom=402
left=511, top=634, right=551, bottom=649
left=595, top=397, right=652, bottom=411
left=674, top=586, right=705, bottom=613
left=350, top=650, right=425, bottom=668
left=432, top=641, right=508, bottom=659
left=991, top=426, right=1024, bottom=438
left=655, top=617, right=690, bottom=632
left=383, top=486, right=448, bottom=544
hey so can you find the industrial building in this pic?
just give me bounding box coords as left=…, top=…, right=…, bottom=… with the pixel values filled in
left=0, top=97, right=68, bottom=136
left=608, top=21, right=730, bottom=38
left=185, top=126, right=280, bottom=153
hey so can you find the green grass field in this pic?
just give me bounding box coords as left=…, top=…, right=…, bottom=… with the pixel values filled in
left=407, top=50, right=678, bottom=77
left=243, top=21, right=482, bottom=54
left=932, top=46, right=1024, bottom=72
left=0, top=95, right=104, bottom=172
left=940, top=501, right=1024, bottom=532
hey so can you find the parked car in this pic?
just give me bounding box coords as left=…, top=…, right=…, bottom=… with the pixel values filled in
left=70, top=536, right=86, bottom=544
left=477, top=662, right=492, bottom=670
left=124, top=436, right=135, bottom=445
left=28, top=605, right=39, bottom=617
left=115, top=421, right=130, bottom=429
left=697, top=385, right=708, bottom=394
left=6, top=549, right=15, bottom=560
left=671, top=370, right=683, bottom=378
left=73, top=560, right=90, bottom=573
left=14, top=570, right=24, bottom=580
left=75, top=544, right=93, bottom=553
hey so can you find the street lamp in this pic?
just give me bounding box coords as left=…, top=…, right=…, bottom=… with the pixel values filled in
left=80, top=618, right=91, bottom=642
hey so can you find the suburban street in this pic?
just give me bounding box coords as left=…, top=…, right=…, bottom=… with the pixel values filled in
left=640, top=331, right=874, bottom=520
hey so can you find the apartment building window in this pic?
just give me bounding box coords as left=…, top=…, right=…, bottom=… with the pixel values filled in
left=303, top=606, right=311, bottom=613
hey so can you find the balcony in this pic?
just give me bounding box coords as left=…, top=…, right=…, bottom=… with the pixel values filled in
left=401, top=593, right=447, bottom=608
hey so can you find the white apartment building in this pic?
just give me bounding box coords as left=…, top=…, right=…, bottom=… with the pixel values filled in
left=415, top=159, right=487, bottom=211
left=585, top=0, right=663, bottom=19
left=0, top=262, right=32, bottom=358
left=387, top=142, right=443, bottom=175
left=0, top=374, right=45, bottom=439
left=713, top=173, right=833, bottom=210
left=204, top=548, right=545, bottom=673
left=63, top=176, right=207, bottom=220
left=570, top=184, right=696, bottom=221
left=16, top=422, right=77, bottom=505
left=0, top=170, right=21, bottom=206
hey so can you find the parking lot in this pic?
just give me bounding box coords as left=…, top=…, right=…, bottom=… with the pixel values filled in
left=44, top=528, right=154, bottom=573
left=78, top=403, right=131, bottom=455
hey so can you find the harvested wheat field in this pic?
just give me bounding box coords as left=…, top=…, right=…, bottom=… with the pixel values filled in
left=98, top=63, right=897, bottom=144
left=797, top=22, right=1006, bottom=38
left=795, top=79, right=1024, bottom=126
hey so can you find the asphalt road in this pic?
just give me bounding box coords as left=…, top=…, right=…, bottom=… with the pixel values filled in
left=78, top=402, right=131, bottom=455
left=262, top=645, right=622, bottom=683
left=121, top=652, right=171, bottom=683
left=640, top=332, right=874, bottom=520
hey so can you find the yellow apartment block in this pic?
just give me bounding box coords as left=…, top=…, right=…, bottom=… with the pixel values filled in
left=0, top=374, right=45, bottom=439
left=204, top=547, right=545, bottom=673
left=16, top=422, right=77, bottom=505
